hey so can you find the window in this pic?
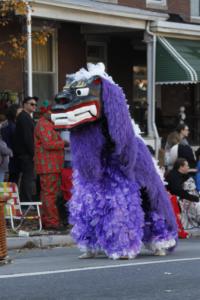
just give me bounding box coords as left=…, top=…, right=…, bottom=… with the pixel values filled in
left=146, top=0, right=167, bottom=9
left=86, top=42, right=107, bottom=67
left=191, top=0, right=200, bottom=17
left=25, top=30, right=58, bottom=103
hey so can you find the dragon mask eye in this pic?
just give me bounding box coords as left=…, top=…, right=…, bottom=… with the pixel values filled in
left=75, top=87, right=89, bottom=97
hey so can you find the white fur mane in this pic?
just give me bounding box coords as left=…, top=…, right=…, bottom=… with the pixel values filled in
left=66, top=62, right=115, bottom=84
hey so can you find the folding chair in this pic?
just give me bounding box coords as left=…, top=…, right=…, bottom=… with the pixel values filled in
left=0, top=182, right=42, bottom=232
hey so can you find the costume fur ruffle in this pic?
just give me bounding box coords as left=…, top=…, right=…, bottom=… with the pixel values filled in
left=67, top=74, right=177, bottom=259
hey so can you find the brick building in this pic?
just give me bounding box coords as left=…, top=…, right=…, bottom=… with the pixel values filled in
left=0, top=0, right=200, bottom=148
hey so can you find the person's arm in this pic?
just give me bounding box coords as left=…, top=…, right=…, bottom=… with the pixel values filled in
left=177, top=188, right=199, bottom=202
left=0, top=140, right=12, bottom=156
left=166, top=172, right=199, bottom=202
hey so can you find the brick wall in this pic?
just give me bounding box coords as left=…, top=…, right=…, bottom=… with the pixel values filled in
left=118, top=0, right=190, bottom=21
left=168, top=0, right=190, bottom=21
left=58, top=23, right=86, bottom=90
left=0, top=21, right=24, bottom=97
left=118, top=0, right=145, bottom=9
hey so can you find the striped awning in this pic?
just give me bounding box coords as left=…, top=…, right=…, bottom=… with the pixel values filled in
left=156, top=36, right=200, bottom=84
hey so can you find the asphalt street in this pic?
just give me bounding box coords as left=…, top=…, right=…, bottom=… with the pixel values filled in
left=0, top=238, right=200, bottom=300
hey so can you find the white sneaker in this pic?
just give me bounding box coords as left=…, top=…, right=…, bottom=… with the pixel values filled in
left=154, top=249, right=166, bottom=256
left=78, top=252, right=96, bottom=259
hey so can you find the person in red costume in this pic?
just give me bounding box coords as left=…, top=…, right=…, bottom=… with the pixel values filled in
left=34, top=105, right=65, bottom=230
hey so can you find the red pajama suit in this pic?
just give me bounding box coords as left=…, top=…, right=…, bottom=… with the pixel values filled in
left=34, top=116, right=64, bottom=228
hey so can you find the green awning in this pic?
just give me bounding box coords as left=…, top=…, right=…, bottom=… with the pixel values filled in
left=156, top=36, right=200, bottom=84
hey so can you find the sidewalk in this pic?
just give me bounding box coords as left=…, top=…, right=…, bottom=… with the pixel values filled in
left=7, top=229, right=75, bottom=250
left=6, top=228, right=200, bottom=251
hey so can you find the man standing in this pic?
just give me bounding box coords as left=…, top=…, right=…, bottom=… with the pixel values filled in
left=15, top=96, right=37, bottom=202
left=34, top=106, right=64, bottom=230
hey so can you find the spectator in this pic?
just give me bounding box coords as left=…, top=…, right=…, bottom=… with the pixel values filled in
left=14, top=96, right=38, bottom=202
left=167, top=139, right=196, bottom=170
left=176, top=123, right=190, bottom=146
left=166, top=158, right=200, bottom=229
left=34, top=105, right=65, bottom=230
left=0, top=136, right=12, bottom=182
left=164, top=131, right=181, bottom=169
left=165, top=126, right=196, bottom=170
left=166, top=158, right=198, bottom=202
left=1, top=104, right=22, bottom=183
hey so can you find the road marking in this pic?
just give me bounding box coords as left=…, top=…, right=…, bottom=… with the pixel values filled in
left=0, top=257, right=200, bottom=279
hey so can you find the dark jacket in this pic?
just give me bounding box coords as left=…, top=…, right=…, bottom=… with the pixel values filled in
left=14, top=110, right=35, bottom=159
left=178, top=144, right=196, bottom=168
left=166, top=169, right=199, bottom=202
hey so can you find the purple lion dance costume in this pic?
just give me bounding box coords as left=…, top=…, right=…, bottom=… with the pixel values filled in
left=52, top=63, right=177, bottom=259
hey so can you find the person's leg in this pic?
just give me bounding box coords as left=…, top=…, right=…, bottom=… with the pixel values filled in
left=58, top=167, right=73, bottom=226
left=8, top=157, right=20, bottom=184
left=19, top=157, right=34, bottom=202
left=40, top=173, right=61, bottom=229
left=61, top=167, right=72, bottom=201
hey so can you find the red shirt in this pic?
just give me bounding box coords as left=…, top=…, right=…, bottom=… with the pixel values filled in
left=34, top=116, right=64, bottom=174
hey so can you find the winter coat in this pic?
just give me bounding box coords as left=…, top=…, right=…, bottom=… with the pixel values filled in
left=0, top=139, right=13, bottom=172
left=34, top=116, right=64, bottom=174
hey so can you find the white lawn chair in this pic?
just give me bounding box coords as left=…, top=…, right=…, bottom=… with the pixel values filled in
left=0, top=182, right=42, bottom=232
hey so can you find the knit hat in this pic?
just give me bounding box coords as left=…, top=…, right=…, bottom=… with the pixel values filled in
left=39, top=100, right=51, bottom=114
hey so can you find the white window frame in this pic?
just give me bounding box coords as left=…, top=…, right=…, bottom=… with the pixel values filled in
left=146, top=0, right=167, bottom=9
left=25, top=27, right=58, bottom=101
left=191, top=0, right=200, bottom=19
left=32, top=28, right=58, bottom=99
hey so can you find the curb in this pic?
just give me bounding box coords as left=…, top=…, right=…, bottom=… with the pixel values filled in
left=6, top=231, right=200, bottom=250
left=7, top=234, right=74, bottom=250
left=187, top=229, right=200, bottom=237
